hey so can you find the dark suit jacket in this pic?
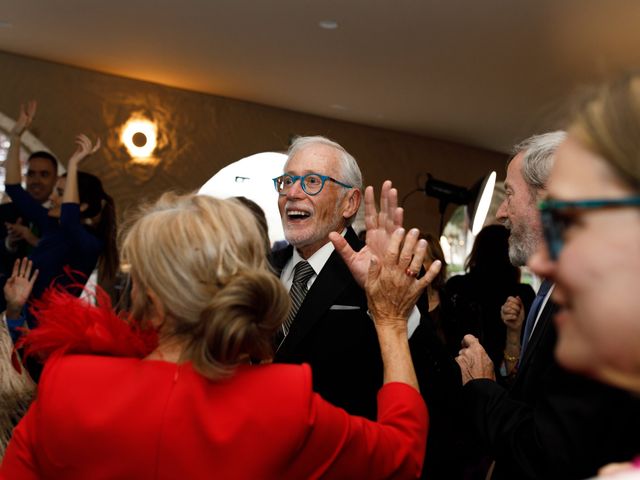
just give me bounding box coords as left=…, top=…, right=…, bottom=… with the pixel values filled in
left=271, top=228, right=383, bottom=420
left=463, top=297, right=640, bottom=479
left=0, top=202, right=28, bottom=312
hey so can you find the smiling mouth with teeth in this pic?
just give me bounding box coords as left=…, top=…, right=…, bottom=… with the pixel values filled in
left=287, top=210, right=311, bottom=220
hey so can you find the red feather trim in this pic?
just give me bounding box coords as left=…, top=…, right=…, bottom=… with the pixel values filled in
left=18, top=284, right=158, bottom=362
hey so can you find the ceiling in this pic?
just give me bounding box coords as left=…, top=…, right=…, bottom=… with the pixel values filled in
left=1, top=0, right=640, bottom=153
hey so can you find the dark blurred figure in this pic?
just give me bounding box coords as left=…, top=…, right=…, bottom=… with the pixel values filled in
left=442, top=224, right=535, bottom=378
left=416, top=233, right=448, bottom=340
left=409, top=233, right=462, bottom=479
left=233, top=196, right=270, bottom=255
left=410, top=232, right=491, bottom=479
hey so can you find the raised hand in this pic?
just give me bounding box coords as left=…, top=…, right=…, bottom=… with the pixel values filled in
left=501, top=296, right=524, bottom=375
left=10, top=100, right=37, bottom=137
left=68, top=134, right=101, bottom=166
left=501, top=296, right=524, bottom=332
left=330, top=180, right=404, bottom=288
left=365, top=227, right=441, bottom=326
left=4, top=258, right=39, bottom=318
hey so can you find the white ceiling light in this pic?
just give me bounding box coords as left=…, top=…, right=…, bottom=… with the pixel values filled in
left=318, top=20, right=338, bottom=30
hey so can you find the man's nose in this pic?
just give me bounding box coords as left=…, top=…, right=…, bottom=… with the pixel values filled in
left=286, top=179, right=306, bottom=198
left=495, top=199, right=507, bottom=222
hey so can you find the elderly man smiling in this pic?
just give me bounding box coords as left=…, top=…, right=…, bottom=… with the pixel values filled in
left=271, top=135, right=415, bottom=420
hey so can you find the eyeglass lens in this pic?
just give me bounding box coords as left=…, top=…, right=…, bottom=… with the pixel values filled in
left=541, top=209, right=565, bottom=261
left=277, top=174, right=325, bottom=195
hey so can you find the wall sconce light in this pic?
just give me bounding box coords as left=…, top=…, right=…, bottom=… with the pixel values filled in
left=121, top=117, right=157, bottom=161
left=424, top=172, right=497, bottom=235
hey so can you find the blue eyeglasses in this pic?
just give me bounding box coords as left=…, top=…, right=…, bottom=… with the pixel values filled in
left=273, top=173, right=353, bottom=196
left=539, top=196, right=640, bottom=260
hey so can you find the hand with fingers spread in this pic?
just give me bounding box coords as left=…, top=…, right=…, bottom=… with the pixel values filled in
left=330, top=180, right=403, bottom=288
left=366, top=227, right=440, bottom=326
left=4, top=257, right=39, bottom=319
left=455, top=334, right=496, bottom=385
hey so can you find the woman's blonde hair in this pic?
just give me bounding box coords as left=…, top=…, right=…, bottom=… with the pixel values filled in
left=120, top=192, right=289, bottom=378
left=571, top=72, right=640, bottom=192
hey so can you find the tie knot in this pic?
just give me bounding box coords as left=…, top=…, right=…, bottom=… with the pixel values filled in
left=292, top=261, right=315, bottom=285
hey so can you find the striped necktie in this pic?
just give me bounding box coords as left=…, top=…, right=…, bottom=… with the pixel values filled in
left=281, top=261, right=315, bottom=337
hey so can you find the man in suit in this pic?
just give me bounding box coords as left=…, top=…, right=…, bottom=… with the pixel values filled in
left=456, top=132, right=640, bottom=479
left=1, top=150, right=59, bottom=311
left=2, top=150, right=58, bottom=252
left=271, top=135, right=391, bottom=420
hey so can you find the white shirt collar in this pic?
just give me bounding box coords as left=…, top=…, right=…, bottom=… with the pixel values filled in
left=281, top=228, right=347, bottom=288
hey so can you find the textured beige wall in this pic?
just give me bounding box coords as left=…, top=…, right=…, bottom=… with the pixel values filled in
left=0, top=50, right=506, bottom=235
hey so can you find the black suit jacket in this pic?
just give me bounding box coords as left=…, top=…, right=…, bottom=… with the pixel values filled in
left=0, top=203, right=28, bottom=312
left=463, top=297, right=640, bottom=479
left=271, top=228, right=382, bottom=420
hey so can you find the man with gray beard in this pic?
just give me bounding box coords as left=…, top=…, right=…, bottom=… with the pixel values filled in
left=500, top=134, right=563, bottom=266
left=455, top=132, right=640, bottom=479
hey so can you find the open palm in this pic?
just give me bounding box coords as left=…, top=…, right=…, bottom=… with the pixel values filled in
left=4, top=258, right=38, bottom=312
left=330, top=181, right=404, bottom=288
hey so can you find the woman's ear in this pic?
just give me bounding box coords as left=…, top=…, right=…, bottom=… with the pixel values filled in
left=146, top=288, right=167, bottom=329
left=79, top=202, right=89, bottom=213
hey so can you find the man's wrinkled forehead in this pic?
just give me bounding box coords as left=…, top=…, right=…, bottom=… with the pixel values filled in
left=284, top=144, right=339, bottom=174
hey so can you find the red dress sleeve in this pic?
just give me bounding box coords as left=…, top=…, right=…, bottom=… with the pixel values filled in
left=287, top=367, right=429, bottom=479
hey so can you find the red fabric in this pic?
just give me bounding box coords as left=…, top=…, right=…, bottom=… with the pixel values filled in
left=1, top=360, right=427, bottom=479
left=21, top=284, right=157, bottom=360
left=1, top=290, right=428, bottom=479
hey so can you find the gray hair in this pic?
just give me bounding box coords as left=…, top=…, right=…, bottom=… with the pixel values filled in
left=510, top=131, right=567, bottom=197
left=286, top=136, right=363, bottom=226
left=287, top=136, right=363, bottom=190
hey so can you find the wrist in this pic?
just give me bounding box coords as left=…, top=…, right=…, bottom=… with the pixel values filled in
left=368, top=310, right=409, bottom=331
left=374, top=321, right=409, bottom=336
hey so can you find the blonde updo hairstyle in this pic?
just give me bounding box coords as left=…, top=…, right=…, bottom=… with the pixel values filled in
left=120, top=192, right=290, bottom=379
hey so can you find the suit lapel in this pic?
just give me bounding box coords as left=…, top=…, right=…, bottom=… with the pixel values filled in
left=277, top=228, right=362, bottom=355
left=517, top=299, right=557, bottom=372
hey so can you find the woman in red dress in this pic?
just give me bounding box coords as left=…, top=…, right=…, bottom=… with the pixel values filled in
left=0, top=186, right=439, bottom=479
